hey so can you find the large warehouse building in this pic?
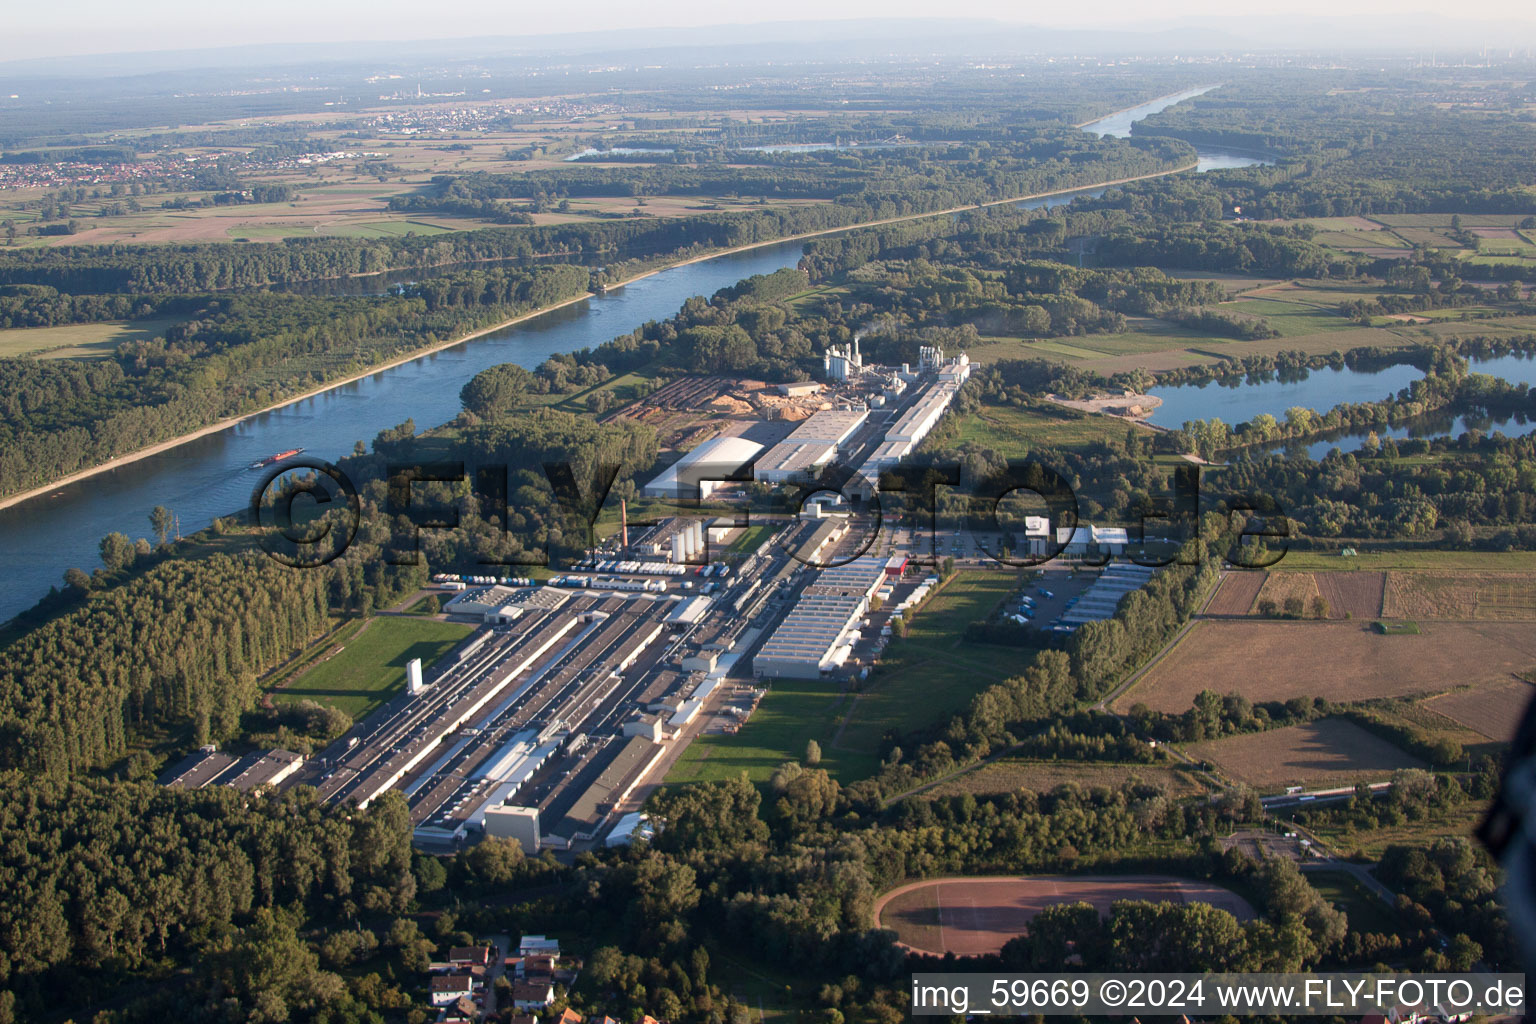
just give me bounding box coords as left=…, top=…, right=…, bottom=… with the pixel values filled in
left=754, top=408, right=870, bottom=485
left=643, top=435, right=764, bottom=499
left=752, top=556, right=887, bottom=679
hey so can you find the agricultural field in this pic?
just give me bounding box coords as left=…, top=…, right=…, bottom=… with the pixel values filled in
left=272, top=616, right=472, bottom=719
left=0, top=317, right=183, bottom=358
left=1311, top=230, right=1410, bottom=251
left=1221, top=571, right=1385, bottom=619
left=1187, top=719, right=1426, bottom=791
left=1382, top=571, right=1536, bottom=620
left=1115, top=619, right=1536, bottom=713
left=1253, top=571, right=1322, bottom=613
left=1217, top=296, right=1358, bottom=337
left=1425, top=678, right=1534, bottom=741
left=1277, top=549, right=1536, bottom=572
left=875, top=875, right=1255, bottom=955
left=922, top=759, right=1205, bottom=799
left=1206, top=571, right=1267, bottom=615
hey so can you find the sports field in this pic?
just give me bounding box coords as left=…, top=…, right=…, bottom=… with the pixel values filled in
left=875, top=875, right=1254, bottom=955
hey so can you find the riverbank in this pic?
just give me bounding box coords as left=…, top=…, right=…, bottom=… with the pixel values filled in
left=0, top=161, right=1198, bottom=514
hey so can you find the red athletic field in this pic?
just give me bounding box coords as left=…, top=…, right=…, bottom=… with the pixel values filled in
left=874, top=875, right=1255, bottom=956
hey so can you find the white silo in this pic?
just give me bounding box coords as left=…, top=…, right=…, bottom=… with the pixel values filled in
left=691, top=520, right=705, bottom=558
left=407, top=658, right=424, bottom=695
left=671, top=532, right=687, bottom=563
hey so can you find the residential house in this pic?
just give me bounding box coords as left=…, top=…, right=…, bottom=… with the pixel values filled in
left=512, top=982, right=555, bottom=1011
left=430, top=974, right=475, bottom=1008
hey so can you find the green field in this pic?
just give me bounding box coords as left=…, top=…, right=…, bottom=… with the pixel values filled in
left=227, top=219, right=454, bottom=241
left=1277, top=549, right=1536, bottom=572
left=955, top=400, right=1140, bottom=452
left=1312, top=230, right=1409, bottom=250
left=1219, top=297, right=1357, bottom=336
left=0, top=316, right=183, bottom=358
left=728, top=522, right=779, bottom=556
left=666, top=676, right=861, bottom=783
left=1299, top=801, right=1492, bottom=860
left=832, top=571, right=1023, bottom=767
left=273, top=616, right=472, bottom=718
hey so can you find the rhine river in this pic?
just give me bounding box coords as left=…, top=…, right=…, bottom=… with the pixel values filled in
left=0, top=87, right=1272, bottom=623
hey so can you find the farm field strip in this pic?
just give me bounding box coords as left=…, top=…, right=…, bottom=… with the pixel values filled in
left=1187, top=719, right=1426, bottom=791
left=1113, top=619, right=1536, bottom=713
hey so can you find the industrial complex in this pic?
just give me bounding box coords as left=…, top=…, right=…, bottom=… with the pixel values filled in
left=158, top=337, right=1160, bottom=856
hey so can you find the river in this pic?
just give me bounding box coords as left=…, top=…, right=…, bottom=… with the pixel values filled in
left=1078, top=86, right=1275, bottom=172
left=0, top=241, right=802, bottom=622
left=0, top=90, right=1281, bottom=623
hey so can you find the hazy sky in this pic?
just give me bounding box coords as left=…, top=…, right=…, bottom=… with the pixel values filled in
left=6, top=0, right=1536, bottom=62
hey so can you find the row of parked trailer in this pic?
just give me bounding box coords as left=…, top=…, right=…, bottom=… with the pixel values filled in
left=550, top=575, right=669, bottom=593
left=577, top=559, right=688, bottom=576
left=431, top=573, right=536, bottom=587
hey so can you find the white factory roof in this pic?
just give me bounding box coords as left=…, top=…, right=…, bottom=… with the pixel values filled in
left=754, top=557, right=887, bottom=670
left=1024, top=516, right=1050, bottom=538
left=1056, top=525, right=1131, bottom=547
left=643, top=435, right=764, bottom=497
left=667, top=595, right=713, bottom=624
left=785, top=408, right=868, bottom=445
left=753, top=439, right=837, bottom=480
left=888, top=382, right=961, bottom=442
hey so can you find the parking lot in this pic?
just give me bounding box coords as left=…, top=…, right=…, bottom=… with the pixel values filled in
left=1000, top=567, right=1097, bottom=632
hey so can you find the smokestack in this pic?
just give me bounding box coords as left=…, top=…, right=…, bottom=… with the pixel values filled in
left=620, top=498, right=628, bottom=550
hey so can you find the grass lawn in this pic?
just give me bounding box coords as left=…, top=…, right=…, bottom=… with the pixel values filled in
left=728, top=522, right=779, bottom=556
left=832, top=571, right=1025, bottom=771
left=1219, top=298, right=1358, bottom=336
left=954, top=400, right=1138, bottom=452
left=1278, top=549, right=1536, bottom=572
left=273, top=615, right=472, bottom=718
left=1305, top=870, right=1401, bottom=934
left=0, top=316, right=183, bottom=358
left=665, top=677, right=860, bottom=784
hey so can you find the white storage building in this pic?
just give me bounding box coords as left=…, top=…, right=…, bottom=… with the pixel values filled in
left=643, top=436, right=764, bottom=499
